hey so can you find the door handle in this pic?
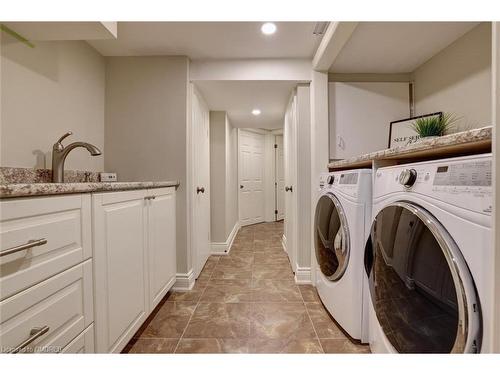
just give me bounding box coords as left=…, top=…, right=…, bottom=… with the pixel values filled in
left=240, top=185, right=244, bottom=189
left=197, top=187, right=205, bottom=194
left=285, top=186, right=293, bottom=192
left=1, top=238, right=47, bottom=257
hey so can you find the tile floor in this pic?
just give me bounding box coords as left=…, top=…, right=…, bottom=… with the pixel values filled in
left=123, top=221, right=370, bottom=354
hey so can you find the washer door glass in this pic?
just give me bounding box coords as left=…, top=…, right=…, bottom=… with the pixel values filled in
left=314, top=193, right=350, bottom=281
left=364, top=202, right=481, bottom=353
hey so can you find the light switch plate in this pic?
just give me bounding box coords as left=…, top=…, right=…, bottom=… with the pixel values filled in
left=100, top=172, right=117, bottom=182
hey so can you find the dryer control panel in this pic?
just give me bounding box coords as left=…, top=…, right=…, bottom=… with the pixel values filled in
left=375, top=154, right=492, bottom=215
left=320, top=169, right=372, bottom=201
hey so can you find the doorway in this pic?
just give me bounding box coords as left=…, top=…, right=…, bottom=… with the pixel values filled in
left=190, top=84, right=211, bottom=279
left=274, top=134, right=285, bottom=221
left=238, top=129, right=266, bottom=226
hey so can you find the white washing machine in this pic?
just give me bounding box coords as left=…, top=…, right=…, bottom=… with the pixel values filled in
left=365, top=153, right=493, bottom=353
left=314, top=169, right=372, bottom=342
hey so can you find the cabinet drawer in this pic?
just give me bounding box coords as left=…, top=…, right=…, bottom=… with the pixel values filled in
left=61, top=324, right=94, bottom=353
left=0, top=194, right=91, bottom=300
left=0, top=260, right=93, bottom=353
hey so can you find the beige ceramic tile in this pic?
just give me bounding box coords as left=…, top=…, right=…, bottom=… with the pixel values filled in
left=252, top=264, right=294, bottom=280
left=251, top=279, right=302, bottom=302
left=249, top=338, right=323, bottom=354
left=250, top=303, right=316, bottom=339
left=123, top=221, right=352, bottom=354
left=211, top=264, right=253, bottom=280
left=175, top=338, right=249, bottom=353
left=183, top=303, right=252, bottom=338
left=124, top=338, right=178, bottom=353
left=305, top=303, right=347, bottom=339
left=139, top=301, right=197, bottom=338
left=201, top=279, right=253, bottom=303
left=298, top=285, right=322, bottom=302
left=320, top=339, right=371, bottom=354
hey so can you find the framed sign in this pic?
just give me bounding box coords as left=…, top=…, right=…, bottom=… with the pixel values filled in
left=388, top=112, right=443, bottom=148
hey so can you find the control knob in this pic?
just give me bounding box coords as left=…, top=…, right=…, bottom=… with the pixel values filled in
left=399, top=169, right=417, bottom=188
left=327, top=175, right=335, bottom=185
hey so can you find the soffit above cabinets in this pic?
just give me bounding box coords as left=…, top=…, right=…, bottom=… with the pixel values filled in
left=195, top=80, right=295, bottom=129
left=87, top=22, right=323, bottom=59
left=329, top=22, right=480, bottom=74
left=2, top=22, right=117, bottom=41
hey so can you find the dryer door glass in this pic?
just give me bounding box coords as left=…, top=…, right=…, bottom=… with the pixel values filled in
left=364, top=202, right=481, bottom=353
left=314, top=193, right=350, bottom=281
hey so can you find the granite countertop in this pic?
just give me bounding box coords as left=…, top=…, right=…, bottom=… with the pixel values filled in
left=0, top=181, right=180, bottom=199
left=328, top=126, right=492, bottom=171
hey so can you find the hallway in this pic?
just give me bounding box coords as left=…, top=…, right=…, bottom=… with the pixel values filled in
left=124, top=222, right=370, bottom=354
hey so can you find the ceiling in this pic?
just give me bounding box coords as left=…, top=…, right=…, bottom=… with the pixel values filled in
left=330, top=22, right=479, bottom=73
left=88, top=22, right=323, bottom=59
left=195, top=81, right=296, bottom=129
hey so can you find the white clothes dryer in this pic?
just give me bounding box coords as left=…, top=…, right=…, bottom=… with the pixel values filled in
left=314, top=169, right=372, bottom=342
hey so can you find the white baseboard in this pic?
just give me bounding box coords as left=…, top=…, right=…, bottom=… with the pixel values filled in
left=172, top=268, right=195, bottom=291
left=281, top=234, right=287, bottom=253
left=294, top=266, right=312, bottom=285
left=210, top=221, right=240, bottom=255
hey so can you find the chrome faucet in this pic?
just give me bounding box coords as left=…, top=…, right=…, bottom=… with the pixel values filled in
left=51, top=132, right=101, bottom=183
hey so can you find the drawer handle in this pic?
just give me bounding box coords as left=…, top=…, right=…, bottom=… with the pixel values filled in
left=144, top=196, right=156, bottom=200
left=0, top=238, right=47, bottom=257
left=9, top=325, right=50, bottom=353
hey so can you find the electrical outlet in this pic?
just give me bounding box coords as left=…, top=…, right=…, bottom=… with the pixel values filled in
left=100, top=172, right=117, bottom=182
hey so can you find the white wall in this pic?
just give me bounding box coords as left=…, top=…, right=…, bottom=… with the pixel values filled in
left=104, top=56, right=191, bottom=273
left=412, top=22, right=492, bottom=131
left=1, top=37, right=105, bottom=171
left=310, top=71, right=330, bottom=286
left=225, top=116, right=239, bottom=235
left=209, top=111, right=239, bottom=243
left=190, top=59, right=311, bottom=81
left=264, top=133, right=276, bottom=222
left=296, top=85, right=311, bottom=268
left=209, top=111, right=227, bottom=242
left=329, top=82, right=410, bottom=159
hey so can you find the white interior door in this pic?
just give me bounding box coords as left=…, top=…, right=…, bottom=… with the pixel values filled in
left=284, top=93, right=297, bottom=272
left=275, top=135, right=285, bottom=221
left=191, top=84, right=211, bottom=278
left=238, top=130, right=265, bottom=227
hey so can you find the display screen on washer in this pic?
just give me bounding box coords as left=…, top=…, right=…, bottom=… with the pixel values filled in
left=364, top=203, right=480, bottom=353
left=433, top=160, right=492, bottom=186
left=314, top=193, right=350, bottom=281
left=339, top=173, right=358, bottom=185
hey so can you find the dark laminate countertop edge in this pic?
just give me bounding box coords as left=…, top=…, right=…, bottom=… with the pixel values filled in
left=0, top=181, right=181, bottom=199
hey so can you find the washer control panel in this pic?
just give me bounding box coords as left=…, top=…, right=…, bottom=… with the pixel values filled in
left=432, top=160, right=491, bottom=187
left=375, top=154, right=492, bottom=215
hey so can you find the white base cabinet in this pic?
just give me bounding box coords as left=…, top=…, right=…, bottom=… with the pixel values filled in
left=0, top=195, right=93, bottom=354
left=0, top=186, right=176, bottom=354
left=92, top=187, right=176, bottom=353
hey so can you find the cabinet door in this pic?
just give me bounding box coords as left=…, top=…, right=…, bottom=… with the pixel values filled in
left=92, top=190, right=148, bottom=353
left=147, top=188, right=176, bottom=309
left=61, top=324, right=95, bottom=353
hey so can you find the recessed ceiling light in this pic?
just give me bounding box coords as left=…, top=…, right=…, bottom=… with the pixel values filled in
left=261, top=22, right=277, bottom=35
left=252, top=109, right=261, bottom=116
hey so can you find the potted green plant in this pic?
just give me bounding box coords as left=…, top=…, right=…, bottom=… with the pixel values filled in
left=411, top=112, right=458, bottom=141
